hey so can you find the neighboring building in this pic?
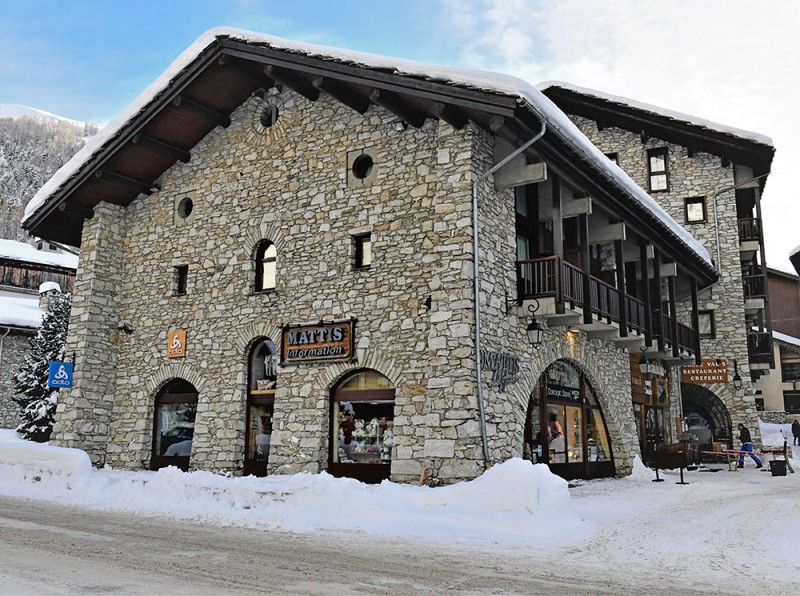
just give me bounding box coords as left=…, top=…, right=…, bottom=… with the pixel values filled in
left=540, top=82, right=775, bottom=450
left=23, top=29, right=721, bottom=484
left=0, top=239, right=77, bottom=427
left=756, top=267, right=800, bottom=418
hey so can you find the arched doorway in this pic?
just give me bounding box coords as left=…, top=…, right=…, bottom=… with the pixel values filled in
left=524, top=360, right=614, bottom=480
left=244, top=337, right=278, bottom=477
left=328, top=369, right=395, bottom=484
left=151, top=379, right=198, bottom=471
left=681, top=382, right=732, bottom=448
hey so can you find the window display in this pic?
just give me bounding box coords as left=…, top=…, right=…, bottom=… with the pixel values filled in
left=150, top=378, right=198, bottom=471
left=245, top=337, right=277, bottom=476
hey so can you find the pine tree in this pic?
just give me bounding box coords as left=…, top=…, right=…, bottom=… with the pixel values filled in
left=13, top=293, right=72, bottom=442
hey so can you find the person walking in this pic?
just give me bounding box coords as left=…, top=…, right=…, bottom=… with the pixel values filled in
left=792, top=419, right=800, bottom=447
left=737, top=423, right=763, bottom=468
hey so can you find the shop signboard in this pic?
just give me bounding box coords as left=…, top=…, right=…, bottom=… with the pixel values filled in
left=281, top=319, right=355, bottom=365
left=546, top=383, right=581, bottom=402
left=681, top=358, right=729, bottom=383
left=47, top=361, right=73, bottom=388
left=167, top=330, right=187, bottom=358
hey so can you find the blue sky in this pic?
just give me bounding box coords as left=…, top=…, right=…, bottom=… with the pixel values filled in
left=1, top=0, right=798, bottom=268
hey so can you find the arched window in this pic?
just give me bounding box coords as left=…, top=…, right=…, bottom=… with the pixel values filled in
left=329, top=369, right=395, bottom=484
left=254, top=241, right=277, bottom=292
left=244, top=338, right=277, bottom=477
left=525, top=360, right=614, bottom=480
left=151, top=379, right=198, bottom=471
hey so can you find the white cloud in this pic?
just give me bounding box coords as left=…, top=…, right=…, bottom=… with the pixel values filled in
left=438, top=0, right=800, bottom=268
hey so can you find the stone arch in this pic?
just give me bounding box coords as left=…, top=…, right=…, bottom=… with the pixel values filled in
left=146, top=362, right=208, bottom=397
left=311, top=348, right=403, bottom=395
left=244, top=223, right=284, bottom=260
left=681, top=382, right=733, bottom=441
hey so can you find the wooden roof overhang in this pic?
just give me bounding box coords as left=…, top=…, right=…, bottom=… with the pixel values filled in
left=541, top=86, right=774, bottom=179
left=22, top=33, right=717, bottom=288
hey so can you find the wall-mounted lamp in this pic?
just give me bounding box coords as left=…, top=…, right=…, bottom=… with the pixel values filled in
left=526, top=301, right=544, bottom=347
left=639, top=347, right=653, bottom=376
left=117, top=321, right=134, bottom=335
left=732, top=358, right=743, bottom=390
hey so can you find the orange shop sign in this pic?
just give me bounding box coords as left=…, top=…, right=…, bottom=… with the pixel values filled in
left=167, top=330, right=187, bottom=358
left=681, top=358, right=728, bottom=384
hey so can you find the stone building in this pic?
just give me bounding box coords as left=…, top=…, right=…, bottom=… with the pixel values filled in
left=0, top=238, right=77, bottom=428
left=540, top=83, right=775, bottom=451
left=23, top=29, right=720, bottom=484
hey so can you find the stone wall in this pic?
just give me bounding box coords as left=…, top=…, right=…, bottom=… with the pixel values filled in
left=53, top=89, right=643, bottom=482
left=569, top=116, right=762, bottom=441
left=0, top=332, right=30, bottom=429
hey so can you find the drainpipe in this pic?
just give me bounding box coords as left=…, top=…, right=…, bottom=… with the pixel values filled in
left=472, top=111, right=547, bottom=466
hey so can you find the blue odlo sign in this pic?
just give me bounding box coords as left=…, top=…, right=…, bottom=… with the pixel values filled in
left=48, top=361, right=73, bottom=389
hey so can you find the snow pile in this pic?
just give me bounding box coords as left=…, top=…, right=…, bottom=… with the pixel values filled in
left=625, top=454, right=656, bottom=482
left=0, top=430, right=582, bottom=543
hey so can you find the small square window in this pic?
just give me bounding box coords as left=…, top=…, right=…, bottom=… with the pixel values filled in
left=354, top=233, right=372, bottom=269
left=647, top=148, right=669, bottom=192
left=174, top=265, right=188, bottom=296
left=685, top=197, right=706, bottom=223
left=697, top=310, right=715, bottom=338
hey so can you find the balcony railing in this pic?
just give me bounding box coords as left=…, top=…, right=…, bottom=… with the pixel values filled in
left=738, top=218, right=761, bottom=243
left=517, top=256, right=697, bottom=355
left=747, top=331, right=772, bottom=364
left=742, top=273, right=766, bottom=300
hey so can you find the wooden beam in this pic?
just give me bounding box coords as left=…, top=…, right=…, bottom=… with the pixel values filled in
left=652, top=246, right=664, bottom=353
left=494, top=162, right=547, bottom=189
left=312, top=76, right=370, bottom=114
left=369, top=89, right=426, bottom=127
left=579, top=213, right=592, bottom=325
left=218, top=57, right=276, bottom=91
left=264, top=65, right=319, bottom=101
left=615, top=239, right=628, bottom=337
left=640, top=240, right=652, bottom=347
left=540, top=197, right=592, bottom=220
left=132, top=133, right=191, bottom=163
left=640, top=130, right=648, bottom=144
left=95, top=169, right=156, bottom=195
left=552, top=175, right=564, bottom=315
left=668, top=275, right=679, bottom=357
left=172, top=95, right=231, bottom=128
left=430, top=102, right=468, bottom=129
left=588, top=221, right=625, bottom=244
left=690, top=277, right=701, bottom=364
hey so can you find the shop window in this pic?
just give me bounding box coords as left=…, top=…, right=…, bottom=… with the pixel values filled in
left=353, top=233, right=372, bottom=269
left=174, top=265, right=188, bottom=296
left=254, top=241, right=277, bottom=292
left=647, top=148, right=669, bottom=192
left=244, top=338, right=277, bottom=477
left=151, top=379, right=198, bottom=471
left=329, top=369, right=395, bottom=484
left=684, top=197, right=706, bottom=223
left=526, top=360, right=613, bottom=479
left=697, top=310, right=715, bottom=338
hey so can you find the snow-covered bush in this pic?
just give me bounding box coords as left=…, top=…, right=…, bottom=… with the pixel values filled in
left=13, top=292, right=71, bottom=442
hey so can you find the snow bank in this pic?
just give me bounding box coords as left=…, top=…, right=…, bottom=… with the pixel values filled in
left=0, top=431, right=582, bottom=544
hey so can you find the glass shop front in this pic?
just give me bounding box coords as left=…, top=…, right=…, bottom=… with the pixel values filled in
left=524, top=360, right=615, bottom=480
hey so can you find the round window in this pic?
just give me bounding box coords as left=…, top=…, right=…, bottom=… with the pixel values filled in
left=351, top=154, right=374, bottom=180
left=177, top=197, right=193, bottom=219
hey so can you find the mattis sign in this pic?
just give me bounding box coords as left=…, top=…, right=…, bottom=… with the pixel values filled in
left=281, top=319, right=355, bottom=365
left=681, top=358, right=729, bottom=383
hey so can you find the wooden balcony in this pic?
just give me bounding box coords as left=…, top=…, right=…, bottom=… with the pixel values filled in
left=747, top=331, right=773, bottom=366
left=516, top=256, right=698, bottom=359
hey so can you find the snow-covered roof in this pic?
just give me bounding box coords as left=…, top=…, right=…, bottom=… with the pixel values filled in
left=0, top=290, right=42, bottom=329
left=537, top=81, right=774, bottom=147
left=22, top=27, right=711, bottom=268
left=0, top=239, right=77, bottom=269
left=773, top=329, right=800, bottom=350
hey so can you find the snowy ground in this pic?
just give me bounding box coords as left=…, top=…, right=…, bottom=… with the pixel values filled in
left=1, top=423, right=799, bottom=593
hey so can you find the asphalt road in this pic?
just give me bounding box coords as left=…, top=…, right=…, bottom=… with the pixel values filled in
left=0, top=495, right=709, bottom=595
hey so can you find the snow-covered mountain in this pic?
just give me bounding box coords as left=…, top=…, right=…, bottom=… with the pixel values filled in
left=0, top=107, right=98, bottom=241
left=0, top=103, right=84, bottom=127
